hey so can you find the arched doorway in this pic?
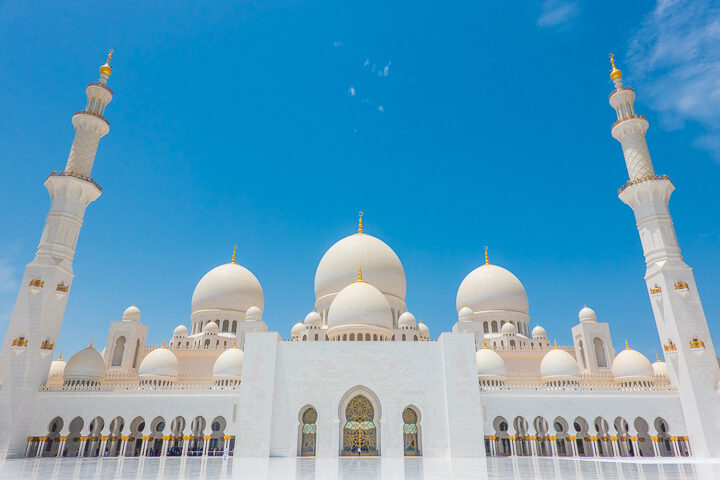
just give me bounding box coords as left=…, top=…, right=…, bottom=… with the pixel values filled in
left=342, top=395, right=377, bottom=456
left=300, top=407, right=317, bottom=456
left=402, top=407, right=420, bottom=456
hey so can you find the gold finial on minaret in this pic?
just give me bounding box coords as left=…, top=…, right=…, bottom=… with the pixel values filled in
left=233, top=337, right=237, bottom=348
left=484, top=246, right=489, bottom=265
left=100, top=49, right=113, bottom=77
left=656, top=353, right=661, bottom=362
left=625, top=339, right=630, bottom=350
left=58, top=352, right=62, bottom=361
left=89, top=338, right=94, bottom=349
left=358, top=211, right=364, bottom=234
left=609, top=53, right=623, bottom=86
left=483, top=339, right=487, bottom=349
left=231, top=245, right=237, bottom=264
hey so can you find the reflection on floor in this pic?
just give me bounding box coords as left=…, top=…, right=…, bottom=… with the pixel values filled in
left=0, top=456, right=717, bottom=479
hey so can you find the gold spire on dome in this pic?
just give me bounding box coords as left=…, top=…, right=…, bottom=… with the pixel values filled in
left=161, top=338, right=166, bottom=348
left=553, top=339, right=558, bottom=349
left=656, top=353, right=661, bottom=362
left=625, top=339, right=630, bottom=350
left=354, top=266, right=366, bottom=283
left=58, top=352, right=62, bottom=361
left=358, top=211, right=364, bottom=234
left=100, top=49, right=113, bottom=77
left=484, top=246, right=489, bottom=265
left=609, top=53, right=623, bottom=81
left=231, top=245, right=237, bottom=264
left=483, top=339, right=488, bottom=349
left=233, top=338, right=237, bottom=348
left=88, top=338, right=94, bottom=349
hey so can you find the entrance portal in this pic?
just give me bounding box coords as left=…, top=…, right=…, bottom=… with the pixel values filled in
left=342, top=395, right=377, bottom=455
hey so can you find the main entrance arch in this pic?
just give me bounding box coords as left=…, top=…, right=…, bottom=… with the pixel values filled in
left=342, top=395, right=378, bottom=455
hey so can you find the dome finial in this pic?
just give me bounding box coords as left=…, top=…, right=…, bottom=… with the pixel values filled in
left=553, top=339, right=558, bottom=349
left=100, top=49, right=113, bottom=77
left=625, top=339, right=630, bottom=350
left=233, top=337, right=237, bottom=348
left=609, top=53, right=623, bottom=84
left=161, top=338, right=166, bottom=348
left=231, top=245, right=237, bottom=264
left=358, top=211, right=364, bottom=234
left=58, top=352, right=62, bottom=361
left=89, top=338, right=94, bottom=349
left=483, top=338, right=487, bottom=349
left=357, top=266, right=363, bottom=281
left=656, top=352, right=660, bottom=362
left=484, top=246, right=489, bottom=265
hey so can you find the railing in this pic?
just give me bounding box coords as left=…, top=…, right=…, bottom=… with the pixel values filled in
left=608, top=86, right=634, bottom=98
left=87, top=82, right=113, bottom=95
left=73, top=109, right=109, bottom=126
left=612, top=113, right=646, bottom=129
left=479, top=382, right=676, bottom=393
left=47, top=170, right=102, bottom=191
left=618, top=174, right=672, bottom=194
left=39, top=382, right=234, bottom=393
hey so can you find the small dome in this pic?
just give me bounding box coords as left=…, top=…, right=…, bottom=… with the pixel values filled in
left=398, top=311, right=417, bottom=329
left=327, top=280, right=393, bottom=330
left=540, top=348, right=580, bottom=380
left=418, top=321, right=429, bottom=339
left=579, top=306, right=597, bottom=323
left=476, top=347, right=506, bottom=378
left=612, top=346, right=654, bottom=382
left=652, top=357, right=669, bottom=378
left=123, top=305, right=141, bottom=322
left=138, top=346, right=179, bottom=381
left=456, top=264, right=528, bottom=315
left=192, top=263, right=264, bottom=314
left=304, top=311, right=322, bottom=328
left=48, top=356, right=66, bottom=379
left=203, top=322, right=219, bottom=334
left=501, top=322, right=517, bottom=336
left=458, top=306, right=474, bottom=320
left=173, top=324, right=188, bottom=337
left=245, top=305, right=263, bottom=322
left=315, top=232, right=406, bottom=302
left=213, top=346, right=244, bottom=381
left=64, top=345, right=105, bottom=382
left=532, top=324, right=547, bottom=338
left=291, top=321, right=306, bottom=337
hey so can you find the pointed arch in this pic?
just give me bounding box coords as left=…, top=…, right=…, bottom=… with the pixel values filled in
left=338, top=386, right=381, bottom=456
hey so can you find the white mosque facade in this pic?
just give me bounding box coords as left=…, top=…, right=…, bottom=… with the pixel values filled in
left=0, top=53, right=719, bottom=462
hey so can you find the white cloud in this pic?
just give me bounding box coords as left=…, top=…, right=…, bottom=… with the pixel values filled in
left=378, top=105, right=384, bottom=112
left=363, top=58, right=370, bottom=67
left=379, top=62, right=391, bottom=77
left=537, top=0, right=578, bottom=27
left=333, top=41, right=342, bottom=48
left=627, top=0, right=720, bottom=160
left=348, top=86, right=356, bottom=96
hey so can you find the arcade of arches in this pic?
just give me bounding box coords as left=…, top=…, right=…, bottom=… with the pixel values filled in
left=486, top=415, right=690, bottom=458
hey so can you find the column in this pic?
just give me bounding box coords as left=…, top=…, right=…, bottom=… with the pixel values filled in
left=78, top=437, right=87, bottom=457
left=161, top=436, right=168, bottom=457
left=182, top=436, right=190, bottom=456
left=25, top=438, right=34, bottom=458
left=652, top=436, right=661, bottom=456
left=57, top=437, right=67, bottom=457
left=119, top=436, right=128, bottom=456
left=100, top=437, right=108, bottom=457
left=529, top=436, right=536, bottom=456
left=203, top=435, right=210, bottom=456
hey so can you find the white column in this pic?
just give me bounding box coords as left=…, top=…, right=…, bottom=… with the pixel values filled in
left=100, top=437, right=108, bottom=457
left=57, top=438, right=67, bottom=457
left=25, top=438, right=33, bottom=458
left=35, top=439, right=46, bottom=457
left=78, top=438, right=87, bottom=457
left=182, top=436, right=190, bottom=456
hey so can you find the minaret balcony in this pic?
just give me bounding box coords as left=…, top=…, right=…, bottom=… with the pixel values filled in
left=618, top=174, right=672, bottom=195
left=689, top=338, right=705, bottom=350
left=608, top=86, right=634, bottom=99
left=88, top=81, right=113, bottom=95
left=47, top=170, right=102, bottom=192
left=612, top=114, right=646, bottom=129
left=73, top=109, right=109, bottom=126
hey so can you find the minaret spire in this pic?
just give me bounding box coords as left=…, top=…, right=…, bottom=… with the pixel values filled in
left=611, top=56, right=720, bottom=457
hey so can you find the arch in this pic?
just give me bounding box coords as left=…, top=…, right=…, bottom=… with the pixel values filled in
left=593, top=337, right=607, bottom=368
left=41, top=416, right=64, bottom=457
left=483, top=322, right=489, bottom=334
left=593, top=416, right=612, bottom=456
left=208, top=416, right=226, bottom=456
left=577, top=339, right=587, bottom=369
left=339, top=388, right=380, bottom=456
left=232, top=320, right=237, bottom=333
left=492, top=416, right=511, bottom=456
left=573, top=417, right=591, bottom=457
left=299, top=406, right=317, bottom=456
left=64, top=417, right=84, bottom=457
left=533, top=416, right=551, bottom=456
left=634, top=417, right=654, bottom=457
left=189, top=416, right=206, bottom=456
left=553, top=417, right=570, bottom=456
left=107, top=416, right=124, bottom=457
left=147, top=416, right=166, bottom=456
left=654, top=417, right=674, bottom=457
left=512, top=416, right=530, bottom=456
left=491, top=321, right=498, bottom=333
left=126, top=416, right=146, bottom=457
left=614, top=417, right=633, bottom=457
left=167, top=416, right=185, bottom=456
left=111, top=336, right=126, bottom=367
left=402, top=406, right=421, bottom=456
left=222, top=320, right=229, bottom=332
left=85, top=416, right=105, bottom=457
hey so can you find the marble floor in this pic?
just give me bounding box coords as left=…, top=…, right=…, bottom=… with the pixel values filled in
left=0, top=456, right=717, bottom=479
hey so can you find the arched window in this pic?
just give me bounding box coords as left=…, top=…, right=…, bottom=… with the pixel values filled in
left=132, top=339, right=141, bottom=369
left=232, top=321, right=237, bottom=333
left=593, top=337, right=607, bottom=368
left=577, top=339, right=587, bottom=369
left=491, top=321, right=498, bottom=333
left=222, top=320, right=229, bottom=333
left=342, top=395, right=377, bottom=455
left=483, top=322, right=489, bottom=334
left=315, top=333, right=319, bottom=341
left=402, top=334, right=406, bottom=341
left=402, top=407, right=420, bottom=456
left=111, top=336, right=126, bottom=367
left=300, top=407, right=317, bottom=456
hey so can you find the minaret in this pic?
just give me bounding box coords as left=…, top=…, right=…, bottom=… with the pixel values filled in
left=610, top=54, right=720, bottom=457
left=0, top=52, right=114, bottom=458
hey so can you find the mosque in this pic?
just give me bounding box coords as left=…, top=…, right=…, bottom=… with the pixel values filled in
left=0, top=52, right=719, bottom=462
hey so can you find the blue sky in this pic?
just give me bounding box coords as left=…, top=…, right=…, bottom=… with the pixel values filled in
left=1, top=0, right=719, bottom=361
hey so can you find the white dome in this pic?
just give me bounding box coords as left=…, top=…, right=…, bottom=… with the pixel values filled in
left=398, top=311, right=417, bottom=329
left=501, top=322, right=517, bottom=336
left=532, top=324, right=547, bottom=338
left=48, top=356, right=66, bottom=379
left=173, top=324, right=188, bottom=337
left=64, top=346, right=105, bottom=381
left=476, top=348, right=506, bottom=378
left=456, top=264, right=528, bottom=315
left=540, top=348, right=580, bottom=380
left=315, top=233, right=406, bottom=302
left=192, top=263, right=264, bottom=314
left=291, top=321, right=306, bottom=337
left=138, top=346, right=179, bottom=381
left=652, top=358, right=669, bottom=378
left=612, top=347, right=654, bottom=382
left=458, top=306, right=474, bottom=320
left=418, top=321, right=430, bottom=339
left=327, top=280, right=393, bottom=330
left=123, top=305, right=141, bottom=322
left=245, top=305, right=262, bottom=322
left=213, top=347, right=244, bottom=380
left=579, top=306, right=597, bottom=323
left=203, top=322, right=219, bottom=334
left=304, top=311, right=322, bottom=327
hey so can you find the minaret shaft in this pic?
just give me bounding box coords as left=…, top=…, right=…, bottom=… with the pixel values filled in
left=611, top=57, right=720, bottom=457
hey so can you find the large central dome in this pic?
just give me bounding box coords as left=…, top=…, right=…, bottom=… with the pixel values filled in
left=192, top=262, right=264, bottom=313
left=315, top=232, right=406, bottom=302
left=456, top=264, right=528, bottom=314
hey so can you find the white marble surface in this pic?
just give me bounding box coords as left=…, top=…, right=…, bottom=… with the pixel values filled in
left=0, top=457, right=718, bottom=479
